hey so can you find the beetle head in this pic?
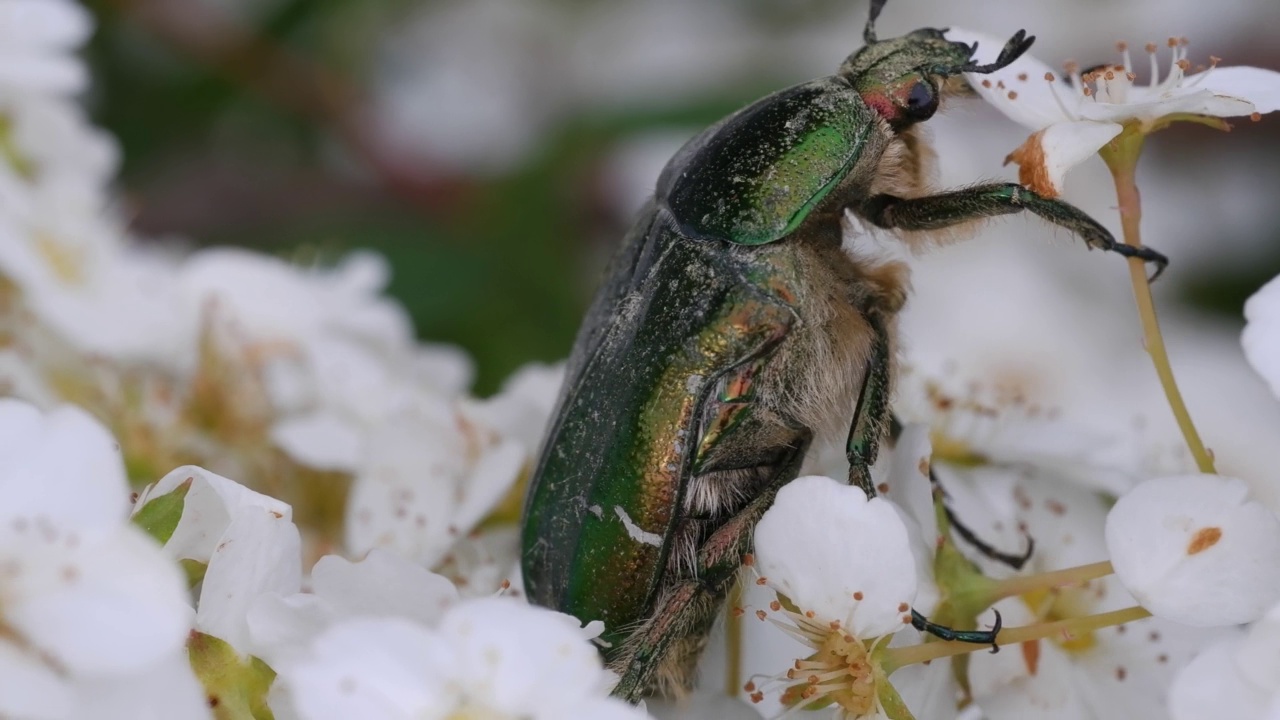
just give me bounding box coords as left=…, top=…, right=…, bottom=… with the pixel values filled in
left=840, top=0, right=1034, bottom=130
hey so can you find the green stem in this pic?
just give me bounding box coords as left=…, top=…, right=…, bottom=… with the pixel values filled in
left=725, top=579, right=744, bottom=697
left=1100, top=134, right=1216, bottom=474
left=982, top=560, right=1113, bottom=603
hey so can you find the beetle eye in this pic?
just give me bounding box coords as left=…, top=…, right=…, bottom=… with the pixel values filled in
left=903, top=81, right=937, bottom=120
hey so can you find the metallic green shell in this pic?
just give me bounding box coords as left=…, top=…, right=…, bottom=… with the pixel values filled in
left=520, top=205, right=796, bottom=650
left=661, top=77, right=875, bottom=246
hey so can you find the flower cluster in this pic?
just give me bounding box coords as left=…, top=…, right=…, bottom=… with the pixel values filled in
left=3, top=2, right=1280, bottom=720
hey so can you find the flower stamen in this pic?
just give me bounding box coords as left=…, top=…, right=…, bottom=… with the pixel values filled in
left=1043, top=72, right=1081, bottom=120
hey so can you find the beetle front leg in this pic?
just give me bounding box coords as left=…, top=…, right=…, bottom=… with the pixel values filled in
left=856, top=183, right=1168, bottom=280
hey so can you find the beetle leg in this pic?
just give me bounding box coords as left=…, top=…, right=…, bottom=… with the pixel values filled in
left=609, top=433, right=813, bottom=702
left=944, top=504, right=1035, bottom=570
left=845, top=315, right=893, bottom=497
left=912, top=608, right=1003, bottom=652
left=887, top=415, right=1036, bottom=570
left=855, top=183, right=1169, bottom=281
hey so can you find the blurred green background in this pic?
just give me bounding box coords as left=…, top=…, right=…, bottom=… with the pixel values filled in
left=80, top=0, right=1280, bottom=394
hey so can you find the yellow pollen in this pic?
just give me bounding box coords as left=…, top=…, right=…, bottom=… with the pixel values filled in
left=1186, top=527, right=1223, bottom=555
left=1116, top=41, right=1128, bottom=52
left=1167, top=37, right=1178, bottom=47
left=1145, top=42, right=1158, bottom=53
left=1209, top=55, right=1221, bottom=66
left=1045, top=72, right=1055, bottom=81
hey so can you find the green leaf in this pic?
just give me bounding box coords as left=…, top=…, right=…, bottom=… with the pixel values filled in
left=187, top=631, right=277, bottom=720
left=132, top=478, right=193, bottom=545
left=181, top=558, right=209, bottom=589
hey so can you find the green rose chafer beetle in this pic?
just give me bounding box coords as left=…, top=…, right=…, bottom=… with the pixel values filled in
left=521, top=0, right=1167, bottom=702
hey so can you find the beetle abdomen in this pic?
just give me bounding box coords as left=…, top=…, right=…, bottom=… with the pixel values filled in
left=521, top=217, right=797, bottom=651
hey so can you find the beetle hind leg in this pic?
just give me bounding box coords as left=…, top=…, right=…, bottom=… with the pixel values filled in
left=610, top=434, right=813, bottom=702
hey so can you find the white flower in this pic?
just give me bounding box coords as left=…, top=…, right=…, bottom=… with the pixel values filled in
left=0, top=0, right=91, bottom=94
left=896, top=241, right=1156, bottom=499
left=948, top=29, right=1280, bottom=196
left=247, top=548, right=459, bottom=668
left=1243, top=274, right=1280, bottom=402
left=0, top=400, right=203, bottom=719
left=1168, top=600, right=1280, bottom=720
left=273, top=598, right=652, bottom=720
left=465, top=360, right=565, bottom=461
left=964, top=469, right=1221, bottom=720
left=1105, top=475, right=1280, bottom=626
left=136, top=465, right=303, bottom=656
left=344, top=399, right=524, bottom=572
left=750, top=475, right=917, bottom=716
left=135, top=464, right=294, bottom=566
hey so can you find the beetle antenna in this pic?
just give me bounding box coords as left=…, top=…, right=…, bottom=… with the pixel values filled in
left=864, top=0, right=888, bottom=44
left=962, top=29, right=1035, bottom=74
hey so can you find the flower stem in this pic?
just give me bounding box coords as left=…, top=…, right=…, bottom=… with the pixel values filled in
left=725, top=578, right=744, bottom=696
left=883, top=605, right=1152, bottom=670
left=1101, top=135, right=1216, bottom=474
left=982, top=560, right=1113, bottom=602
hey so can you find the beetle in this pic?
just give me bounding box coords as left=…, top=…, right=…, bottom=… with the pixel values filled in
left=521, top=0, right=1167, bottom=702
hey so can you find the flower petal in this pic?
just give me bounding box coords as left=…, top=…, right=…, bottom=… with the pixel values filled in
left=310, top=549, right=459, bottom=626
left=8, top=525, right=192, bottom=676
left=1187, top=65, right=1280, bottom=114
left=435, top=598, right=617, bottom=714
left=275, top=618, right=452, bottom=720
left=1076, top=87, right=1254, bottom=123
left=1105, top=475, right=1280, bottom=626
left=0, top=400, right=129, bottom=531
left=0, top=640, right=73, bottom=719
left=1169, top=634, right=1272, bottom=720
left=197, top=510, right=303, bottom=656
left=72, top=650, right=212, bottom=720
left=755, top=475, right=916, bottom=638
left=270, top=412, right=364, bottom=473
left=1005, top=120, right=1122, bottom=197
left=135, top=465, right=293, bottom=564
left=1243, top=274, right=1280, bottom=400
left=946, top=27, right=1073, bottom=129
